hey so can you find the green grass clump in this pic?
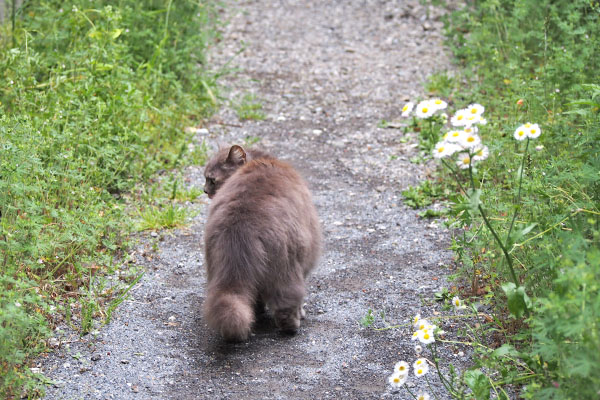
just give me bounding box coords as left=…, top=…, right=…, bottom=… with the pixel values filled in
left=0, top=1, right=217, bottom=396
left=413, top=0, right=600, bottom=398
left=235, top=93, right=266, bottom=121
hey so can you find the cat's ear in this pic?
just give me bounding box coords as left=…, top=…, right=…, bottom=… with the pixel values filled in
left=226, top=145, right=246, bottom=166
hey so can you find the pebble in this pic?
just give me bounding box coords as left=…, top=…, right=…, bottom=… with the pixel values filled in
left=150, top=232, right=158, bottom=238
left=91, top=354, right=102, bottom=362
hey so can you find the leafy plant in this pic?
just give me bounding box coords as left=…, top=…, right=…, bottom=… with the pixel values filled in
left=0, top=0, right=219, bottom=395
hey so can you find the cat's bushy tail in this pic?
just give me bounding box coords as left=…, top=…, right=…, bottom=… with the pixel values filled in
left=203, top=289, right=254, bottom=342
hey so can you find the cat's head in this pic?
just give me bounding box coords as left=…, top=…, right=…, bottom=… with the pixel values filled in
left=203, top=145, right=247, bottom=198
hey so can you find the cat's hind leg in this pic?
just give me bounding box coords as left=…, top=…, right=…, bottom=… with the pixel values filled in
left=268, top=281, right=306, bottom=334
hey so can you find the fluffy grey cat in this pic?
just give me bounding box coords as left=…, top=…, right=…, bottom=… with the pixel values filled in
left=203, top=145, right=321, bottom=341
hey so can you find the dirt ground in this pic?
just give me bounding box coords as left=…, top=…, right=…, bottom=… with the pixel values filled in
left=41, top=1, right=472, bottom=399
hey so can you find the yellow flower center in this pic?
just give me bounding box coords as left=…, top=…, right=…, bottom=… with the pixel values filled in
left=452, top=132, right=460, bottom=137
left=399, top=366, right=406, bottom=372
left=422, top=107, right=429, bottom=113
left=435, top=100, right=442, bottom=105
left=525, top=123, right=531, bottom=128
left=467, top=137, right=475, bottom=142
left=437, top=147, right=444, bottom=153
left=462, top=158, right=470, bottom=165
left=393, top=377, right=401, bottom=383
left=457, top=115, right=463, bottom=120
left=518, top=131, right=525, bottom=136
left=471, top=108, right=478, bottom=114
left=403, top=105, right=409, bottom=112
left=423, top=333, right=430, bottom=339
left=417, top=368, right=424, bottom=375
left=531, top=129, right=536, bottom=134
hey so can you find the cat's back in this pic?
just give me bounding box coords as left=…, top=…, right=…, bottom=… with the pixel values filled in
left=208, top=157, right=312, bottom=222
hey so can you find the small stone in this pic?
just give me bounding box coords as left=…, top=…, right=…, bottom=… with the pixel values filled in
left=53, top=380, right=66, bottom=389
left=30, top=367, right=41, bottom=374
left=121, top=359, right=130, bottom=364
left=48, top=337, right=60, bottom=348
left=91, top=354, right=102, bottom=362
left=150, top=231, right=158, bottom=238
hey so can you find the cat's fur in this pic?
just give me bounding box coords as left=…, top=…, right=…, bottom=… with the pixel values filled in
left=203, top=145, right=322, bottom=341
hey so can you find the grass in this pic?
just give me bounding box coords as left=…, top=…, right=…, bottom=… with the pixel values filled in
left=235, top=93, right=266, bottom=121
left=0, top=0, right=217, bottom=396
left=393, top=1, right=600, bottom=398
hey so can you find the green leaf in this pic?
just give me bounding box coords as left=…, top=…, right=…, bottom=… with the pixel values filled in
left=464, top=369, right=490, bottom=400
left=491, top=343, right=520, bottom=358
left=501, top=283, right=531, bottom=318
left=468, top=189, right=482, bottom=214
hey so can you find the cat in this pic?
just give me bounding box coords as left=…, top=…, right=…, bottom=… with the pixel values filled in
left=202, top=144, right=322, bottom=341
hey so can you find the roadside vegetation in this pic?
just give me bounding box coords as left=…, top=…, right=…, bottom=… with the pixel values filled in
left=378, top=1, right=598, bottom=398
left=0, top=1, right=217, bottom=396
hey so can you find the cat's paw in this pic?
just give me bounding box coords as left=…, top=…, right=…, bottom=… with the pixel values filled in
left=274, top=308, right=301, bottom=334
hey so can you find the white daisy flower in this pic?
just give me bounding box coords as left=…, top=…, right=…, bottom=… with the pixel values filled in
left=412, top=314, right=421, bottom=328
left=417, top=329, right=435, bottom=344
left=388, top=372, right=408, bottom=388
left=456, top=152, right=472, bottom=169
left=415, top=319, right=431, bottom=331
left=472, top=145, right=489, bottom=161
left=411, top=331, right=419, bottom=341
left=414, top=344, right=423, bottom=354
left=401, top=102, right=414, bottom=117
left=394, top=361, right=410, bottom=375
left=465, top=113, right=482, bottom=125
left=417, top=393, right=431, bottom=400
left=514, top=124, right=528, bottom=141
left=450, top=109, right=469, bottom=126
left=415, top=100, right=436, bottom=119
left=527, top=123, right=541, bottom=139
left=445, top=130, right=465, bottom=143
left=479, top=117, right=488, bottom=125
left=431, top=98, right=448, bottom=111
left=459, top=133, right=481, bottom=149
left=414, top=358, right=430, bottom=377
left=452, top=296, right=467, bottom=310
left=463, top=125, right=478, bottom=135
left=467, top=103, right=485, bottom=116
left=433, top=142, right=460, bottom=159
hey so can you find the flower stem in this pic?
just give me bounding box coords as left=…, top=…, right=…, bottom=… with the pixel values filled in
left=425, top=376, right=441, bottom=400
left=430, top=342, right=455, bottom=394
left=478, top=204, right=519, bottom=288
left=506, top=137, right=530, bottom=244
left=441, top=159, right=468, bottom=196
left=404, top=386, right=419, bottom=400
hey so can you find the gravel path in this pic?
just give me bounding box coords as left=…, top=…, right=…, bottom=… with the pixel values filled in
left=41, top=1, right=470, bottom=399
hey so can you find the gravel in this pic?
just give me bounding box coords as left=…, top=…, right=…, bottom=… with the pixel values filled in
left=40, top=1, right=473, bottom=399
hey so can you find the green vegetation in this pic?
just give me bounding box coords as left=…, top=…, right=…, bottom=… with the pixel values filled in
left=235, top=93, right=266, bottom=121
left=398, top=0, right=599, bottom=398
left=0, top=0, right=217, bottom=396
